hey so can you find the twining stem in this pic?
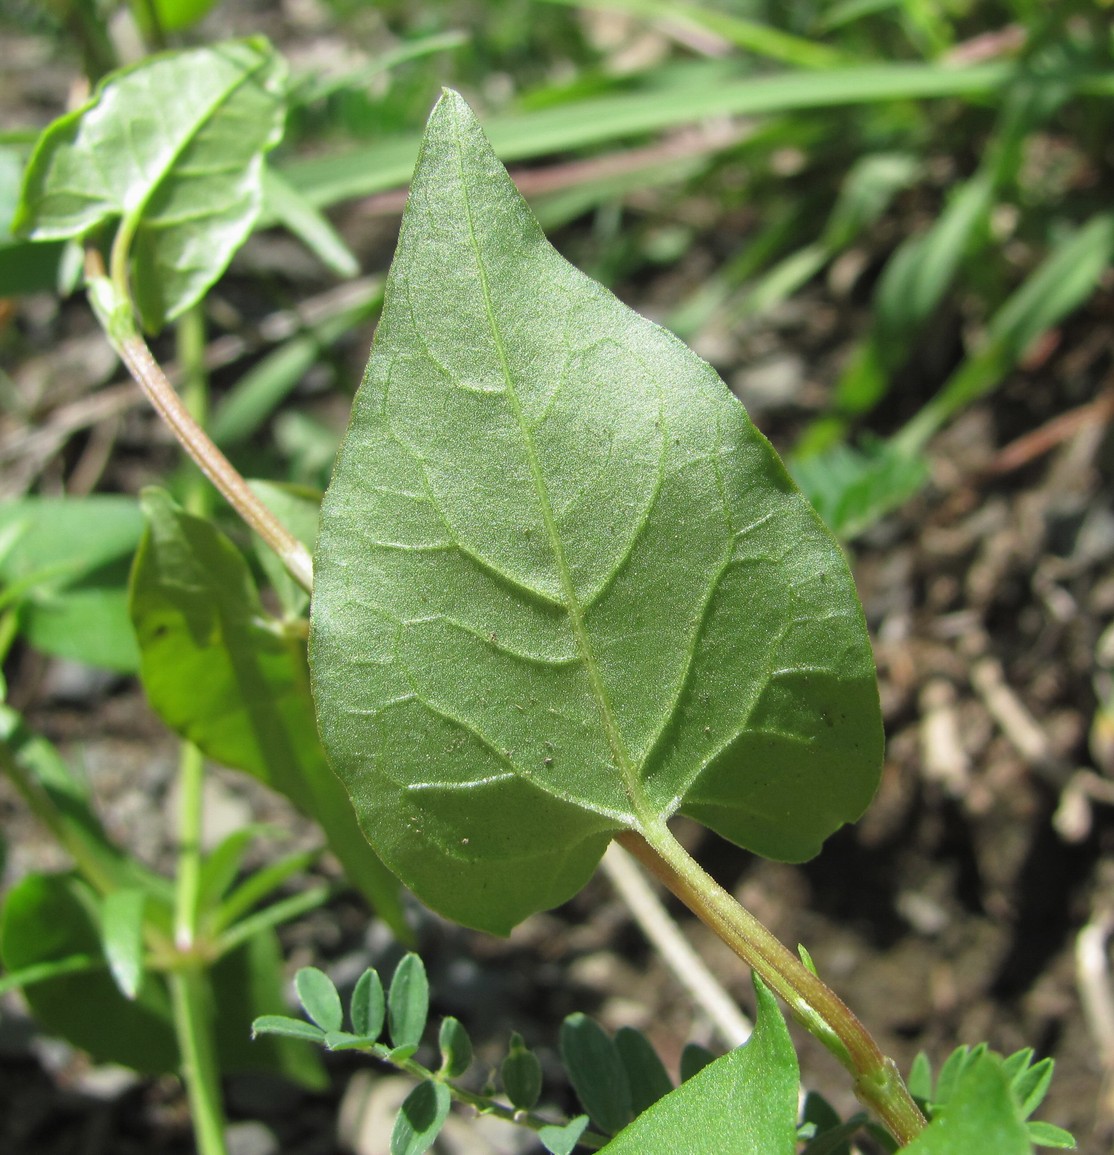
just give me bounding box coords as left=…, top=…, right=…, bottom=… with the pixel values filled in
left=83, top=250, right=314, bottom=593
left=619, top=823, right=927, bottom=1147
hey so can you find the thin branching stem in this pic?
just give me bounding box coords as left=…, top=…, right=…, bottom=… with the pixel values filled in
left=83, top=249, right=314, bottom=592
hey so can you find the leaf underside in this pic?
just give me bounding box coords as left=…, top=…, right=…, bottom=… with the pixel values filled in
left=310, top=90, right=883, bottom=933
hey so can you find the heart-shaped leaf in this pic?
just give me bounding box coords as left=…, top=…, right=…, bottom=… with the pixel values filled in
left=15, top=39, right=286, bottom=331
left=309, top=90, right=882, bottom=933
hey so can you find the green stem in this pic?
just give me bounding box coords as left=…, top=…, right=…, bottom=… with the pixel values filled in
left=169, top=965, right=230, bottom=1155
left=619, top=823, right=927, bottom=1147
left=174, top=742, right=205, bottom=950
left=84, top=254, right=313, bottom=592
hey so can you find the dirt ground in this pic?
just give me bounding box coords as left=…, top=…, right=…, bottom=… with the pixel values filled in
left=3, top=6, right=1114, bottom=1155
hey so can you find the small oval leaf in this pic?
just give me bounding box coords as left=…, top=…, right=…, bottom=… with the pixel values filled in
left=559, top=1013, right=631, bottom=1136
left=295, top=966, right=342, bottom=1033
left=350, top=967, right=386, bottom=1039
left=390, top=1080, right=451, bottom=1155
left=388, top=953, right=429, bottom=1050
left=252, top=1014, right=326, bottom=1044
left=502, top=1031, right=543, bottom=1110
left=439, top=1015, right=473, bottom=1077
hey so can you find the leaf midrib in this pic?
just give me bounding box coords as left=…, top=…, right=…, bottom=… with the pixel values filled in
left=449, top=107, right=647, bottom=825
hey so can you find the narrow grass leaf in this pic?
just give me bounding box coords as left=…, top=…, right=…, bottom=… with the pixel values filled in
left=295, top=966, right=342, bottom=1033
left=390, top=1080, right=451, bottom=1155
left=100, top=888, right=146, bottom=1000
left=388, top=954, right=429, bottom=1050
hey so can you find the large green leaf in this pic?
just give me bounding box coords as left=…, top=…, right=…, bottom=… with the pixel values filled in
left=129, top=489, right=407, bottom=935
left=14, top=39, right=286, bottom=331
left=601, top=977, right=798, bottom=1153
left=309, top=91, right=883, bottom=933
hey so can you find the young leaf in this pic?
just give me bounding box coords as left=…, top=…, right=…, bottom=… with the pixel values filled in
left=439, top=1015, right=473, bottom=1077
left=129, top=487, right=407, bottom=935
left=538, top=1115, right=589, bottom=1155
left=1026, top=1120, right=1077, bottom=1149
left=295, top=966, right=343, bottom=1033
left=309, top=89, right=883, bottom=934
left=560, top=1013, right=632, bottom=1136
left=252, top=1014, right=326, bottom=1044
left=614, top=1026, right=673, bottom=1114
left=902, top=1053, right=1032, bottom=1154
left=602, top=976, right=799, bottom=1154
left=907, top=1052, right=933, bottom=1103
left=15, top=39, right=287, bottom=331
left=351, top=967, right=386, bottom=1040
left=388, top=953, right=429, bottom=1050
left=100, top=888, right=146, bottom=1000
left=390, top=1080, right=451, bottom=1155
left=501, top=1031, right=543, bottom=1110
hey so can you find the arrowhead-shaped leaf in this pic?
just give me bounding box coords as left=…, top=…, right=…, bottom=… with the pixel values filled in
left=15, top=39, right=286, bottom=331
left=601, top=977, right=798, bottom=1154
left=309, top=90, right=883, bottom=933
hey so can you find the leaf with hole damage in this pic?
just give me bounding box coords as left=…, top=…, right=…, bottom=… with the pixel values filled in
left=310, top=90, right=883, bottom=933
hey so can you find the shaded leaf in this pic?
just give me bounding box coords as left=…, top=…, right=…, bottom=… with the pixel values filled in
left=614, top=1026, right=673, bottom=1114
left=310, top=89, right=882, bottom=933
left=129, top=488, right=406, bottom=934
left=252, top=1015, right=326, bottom=1044
left=390, top=1080, right=451, bottom=1155
left=15, top=39, right=286, bottom=331
left=679, top=1042, right=717, bottom=1082
left=560, top=1013, right=631, bottom=1136
left=502, top=1031, right=543, bottom=1110
left=601, top=976, right=798, bottom=1154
